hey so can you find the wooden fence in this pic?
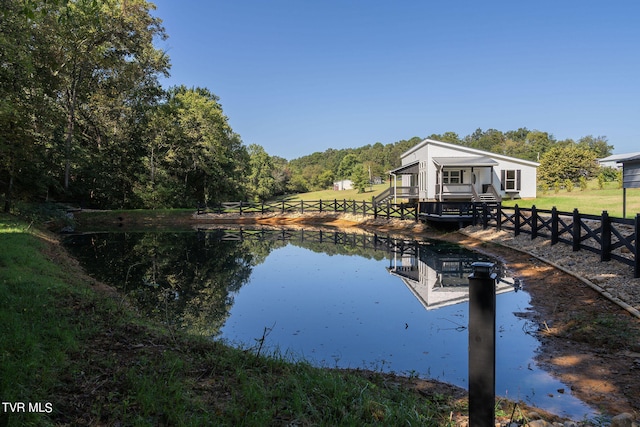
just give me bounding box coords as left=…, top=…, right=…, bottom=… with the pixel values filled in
left=197, top=200, right=639, bottom=278
left=197, top=199, right=419, bottom=221
left=488, top=205, right=640, bottom=278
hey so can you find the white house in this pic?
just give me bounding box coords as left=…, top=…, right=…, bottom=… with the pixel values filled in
left=380, top=139, right=539, bottom=203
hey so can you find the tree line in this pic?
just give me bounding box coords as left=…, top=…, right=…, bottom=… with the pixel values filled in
left=0, top=1, right=617, bottom=211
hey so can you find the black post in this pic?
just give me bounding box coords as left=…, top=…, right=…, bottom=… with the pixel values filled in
left=573, top=208, right=581, bottom=252
left=319, top=199, right=323, bottom=213
left=601, top=210, right=611, bottom=261
left=496, top=203, right=502, bottom=231
left=635, top=214, right=640, bottom=278
left=468, top=262, right=496, bottom=427
left=551, top=207, right=558, bottom=245
left=482, top=203, right=488, bottom=229
left=514, top=204, right=521, bottom=236
left=531, top=205, right=538, bottom=239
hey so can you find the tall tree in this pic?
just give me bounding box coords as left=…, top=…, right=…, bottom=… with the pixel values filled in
left=139, top=86, right=247, bottom=207
left=46, top=0, right=169, bottom=194
left=247, top=144, right=276, bottom=202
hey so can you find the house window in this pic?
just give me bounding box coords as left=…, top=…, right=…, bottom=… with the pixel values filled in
left=501, top=169, right=521, bottom=191
left=443, top=170, right=461, bottom=184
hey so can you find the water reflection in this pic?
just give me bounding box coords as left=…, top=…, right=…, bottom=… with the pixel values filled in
left=63, top=227, right=595, bottom=419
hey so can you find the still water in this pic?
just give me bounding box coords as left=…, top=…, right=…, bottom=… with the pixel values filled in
left=63, top=227, right=596, bottom=419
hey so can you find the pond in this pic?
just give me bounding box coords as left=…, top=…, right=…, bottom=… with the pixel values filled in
left=63, top=226, right=597, bottom=419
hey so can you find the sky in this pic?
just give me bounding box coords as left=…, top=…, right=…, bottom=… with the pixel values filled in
left=151, top=1, right=640, bottom=160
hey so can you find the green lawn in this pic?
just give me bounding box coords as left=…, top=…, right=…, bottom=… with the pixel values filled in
left=502, top=182, right=640, bottom=219
left=280, top=183, right=390, bottom=202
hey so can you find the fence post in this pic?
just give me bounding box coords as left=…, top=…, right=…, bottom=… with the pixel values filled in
left=239, top=201, right=243, bottom=216
left=496, top=203, right=502, bottom=231
left=301, top=200, right=304, bottom=214
left=531, top=205, right=538, bottom=240
left=334, top=199, right=337, bottom=213
left=261, top=202, right=264, bottom=214
left=514, top=204, right=520, bottom=236
left=482, top=203, right=488, bottom=230
left=282, top=201, right=285, bottom=214
left=415, top=204, right=419, bottom=222
left=374, top=203, right=378, bottom=219
left=601, top=210, right=611, bottom=262
left=386, top=202, right=391, bottom=219
left=353, top=199, right=357, bottom=215
left=468, top=262, right=496, bottom=427
left=319, top=199, right=323, bottom=213
left=635, top=214, right=640, bottom=278
left=573, top=208, right=581, bottom=252
left=551, top=207, right=558, bottom=245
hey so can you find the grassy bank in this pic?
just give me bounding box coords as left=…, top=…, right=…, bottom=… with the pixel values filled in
left=0, top=213, right=481, bottom=426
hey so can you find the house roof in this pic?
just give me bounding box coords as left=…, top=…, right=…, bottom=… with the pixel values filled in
left=432, top=156, right=498, bottom=167
left=616, top=153, right=640, bottom=163
left=389, top=161, right=419, bottom=174
left=401, top=139, right=540, bottom=167
left=598, top=152, right=640, bottom=163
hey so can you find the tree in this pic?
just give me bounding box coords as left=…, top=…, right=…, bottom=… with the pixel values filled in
left=337, top=153, right=359, bottom=179
left=351, top=164, right=370, bottom=193
left=247, top=144, right=276, bottom=202
left=138, top=86, right=247, bottom=207
left=538, top=145, right=599, bottom=185
left=577, top=135, right=613, bottom=158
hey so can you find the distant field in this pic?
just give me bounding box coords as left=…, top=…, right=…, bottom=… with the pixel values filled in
left=280, top=180, right=640, bottom=219
left=280, top=183, right=389, bottom=202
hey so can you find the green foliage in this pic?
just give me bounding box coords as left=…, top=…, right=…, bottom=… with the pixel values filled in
left=351, top=164, right=370, bottom=193
left=599, top=166, right=620, bottom=182
left=539, top=145, right=599, bottom=186
left=579, top=176, right=588, bottom=191
left=565, top=179, right=574, bottom=192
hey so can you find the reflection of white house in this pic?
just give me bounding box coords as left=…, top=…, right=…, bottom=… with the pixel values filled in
left=387, top=246, right=516, bottom=310
left=380, top=139, right=539, bottom=203
left=333, top=179, right=353, bottom=191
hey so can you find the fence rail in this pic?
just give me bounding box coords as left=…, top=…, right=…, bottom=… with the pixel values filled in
left=491, top=205, right=639, bottom=278
left=197, top=199, right=419, bottom=221
left=197, top=200, right=639, bottom=278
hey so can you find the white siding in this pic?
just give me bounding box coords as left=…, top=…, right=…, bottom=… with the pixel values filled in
left=401, top=139, right=539, bottom=200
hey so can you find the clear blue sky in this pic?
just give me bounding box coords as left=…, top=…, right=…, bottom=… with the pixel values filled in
left=151, top=1, right=640, bottom=160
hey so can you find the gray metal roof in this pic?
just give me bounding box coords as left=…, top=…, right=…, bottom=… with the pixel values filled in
left=389, top=161, right=419, bottom=174
left=432, top=156, right=499, bottom=167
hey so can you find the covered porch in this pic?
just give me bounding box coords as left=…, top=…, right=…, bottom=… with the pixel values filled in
left=432, top=156, right=501, bottom=203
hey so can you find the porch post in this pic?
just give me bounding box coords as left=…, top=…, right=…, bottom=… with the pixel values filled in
left=393, top=173, right=397, bottom=203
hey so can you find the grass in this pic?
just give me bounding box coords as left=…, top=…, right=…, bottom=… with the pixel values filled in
left=0, top=213, right=475, bottom=426
left=280, top=183, right=390, bottom=203
left=502, top=181, right=640, bottom=218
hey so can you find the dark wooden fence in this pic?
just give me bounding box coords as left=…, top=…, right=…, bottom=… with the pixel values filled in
left=197, top=200, right=639, bottom=278
left=197, top=199, right=419, bottom=221
left=485, top=204, right=639, bottom=278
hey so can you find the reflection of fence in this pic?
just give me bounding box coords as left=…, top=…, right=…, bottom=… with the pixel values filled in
left=198, top=228, right=420, bottom=256
left=486, top=205, right=639, bottom=278
left=197, top=200, right=419, bottom=221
